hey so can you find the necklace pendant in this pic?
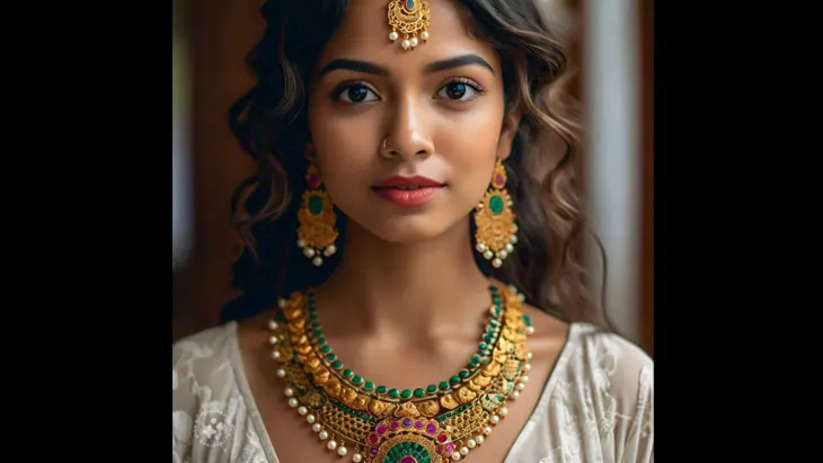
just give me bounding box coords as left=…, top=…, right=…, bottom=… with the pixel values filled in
left=369, top=417, right=452, bottom=462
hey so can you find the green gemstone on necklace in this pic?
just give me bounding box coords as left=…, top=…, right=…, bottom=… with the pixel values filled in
left=468, top=360, right=478, bottom=369
left=313, top=329, right=324, bottom=337
left=413, top=388, right=425, bottom=398
left=484, top=334, right=494, bottom=344
left=489, top=319, right=499, bottom=327
left=343, top=369, right=354, bottom=379
left=308, top=195, right=324, bottom=215
left=331, top=360, right=344, bottom=369
left=489, top=285, right=498, bottom=292
left=310, top=321, right=320, bottom=328
left=352, top=375, right=364, bottom=386
left=400, top=389, right=413, bottom=399
left=472, top=354, right=481, bottom=363
left=486, top=327, right=495, bottom=335
left=320, top=345, right=332, bottom=354
left=450, top=375, right=461, bottom=385
left=364, top=381, right=375, bottom=391
left=377, top=385, right=388, bottom=394
left=458, top=369, right=470, bottom=379
left=479, top=342, right=488, bottom=350
left=439, top=381, right=450, bottom=391
left=326, top=353, right=337, bottom=361
left=426, top=384, right=437, bottom=394
left=317, top=337, right=326, bottom=345
left=388, top=388, right=400, bottom=399
left=523, top=314, right=532, bottom=326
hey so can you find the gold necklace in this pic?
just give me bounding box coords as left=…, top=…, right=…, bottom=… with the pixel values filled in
left=267, top=284, right=535, bottom=462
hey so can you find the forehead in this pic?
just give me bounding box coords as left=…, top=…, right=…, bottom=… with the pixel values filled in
left=314, top=0, right=500, bottom=76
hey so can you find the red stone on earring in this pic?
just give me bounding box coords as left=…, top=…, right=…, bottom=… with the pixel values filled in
left=493, top=173, right=506, bottom=189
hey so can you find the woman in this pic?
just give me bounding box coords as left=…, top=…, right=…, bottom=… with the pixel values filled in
left=173, top=1, right=653, bottom=462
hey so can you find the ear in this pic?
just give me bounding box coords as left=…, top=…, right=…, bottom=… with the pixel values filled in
left=495, top=108, right=523, bottom=162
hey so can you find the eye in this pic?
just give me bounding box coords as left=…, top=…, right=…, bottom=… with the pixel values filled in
left=436, top=79, right=484, bottom=102
left=337, top=84, right=380, bottom=104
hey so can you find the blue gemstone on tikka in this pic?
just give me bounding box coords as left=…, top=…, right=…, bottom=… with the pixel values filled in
left=406, top=0, right=415, bottom=10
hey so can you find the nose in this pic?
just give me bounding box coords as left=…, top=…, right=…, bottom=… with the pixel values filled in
left=379, top=94, right=434, bottom=160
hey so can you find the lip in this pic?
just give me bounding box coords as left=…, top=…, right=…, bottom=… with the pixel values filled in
left=373, top=175, right=445, bottom=188
left=374, top=186, right=443, bottom=206
left=371, top=175, right=446, bottom=207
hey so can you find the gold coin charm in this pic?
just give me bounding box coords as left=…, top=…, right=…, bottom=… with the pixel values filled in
left=387, top=0, right=431, bottom=51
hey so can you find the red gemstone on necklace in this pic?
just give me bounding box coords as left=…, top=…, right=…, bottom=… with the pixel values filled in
left=400, top=457, right=417, bottom=463
left=369, top=434, right=378, bottom=444
left=437, top=433, right=447, bottom=443
left=376, top=425, right=387, bottom=435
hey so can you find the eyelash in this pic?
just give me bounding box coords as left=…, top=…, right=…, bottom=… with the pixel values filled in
left=333, top=77, right=486, bottom=104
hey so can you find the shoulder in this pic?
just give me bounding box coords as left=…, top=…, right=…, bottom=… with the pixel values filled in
left=570, top=322, right=654, bottom=389
left=173, top=322, right=238, bottom=372
left=173, top=322, right=269, bottom=461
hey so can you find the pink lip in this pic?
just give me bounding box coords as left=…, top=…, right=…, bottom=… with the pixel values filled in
left=375, top=185, right=443, bottom=206
left=374, top=175, right=445, bottom=188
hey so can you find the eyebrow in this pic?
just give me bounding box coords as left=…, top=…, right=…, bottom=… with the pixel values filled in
left=317, top=54, right=495, bottom=77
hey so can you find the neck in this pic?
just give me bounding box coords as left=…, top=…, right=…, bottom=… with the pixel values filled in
left=313, top=217, right=494, bottom=343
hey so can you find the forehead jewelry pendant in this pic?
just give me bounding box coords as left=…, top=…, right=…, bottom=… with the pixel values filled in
left=387, top=0, right=431, bottom=51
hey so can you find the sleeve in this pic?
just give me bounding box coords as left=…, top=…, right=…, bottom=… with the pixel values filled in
left=173, top=341, right=198, bottom=463
left=609, top=339, right=654, bottom=463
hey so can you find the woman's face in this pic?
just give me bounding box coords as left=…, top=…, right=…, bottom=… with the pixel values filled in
left=308, top=0, right=517, bottom=244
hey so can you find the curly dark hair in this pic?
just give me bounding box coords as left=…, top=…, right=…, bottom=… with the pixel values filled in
left=221, top=0, right=612, bottom=330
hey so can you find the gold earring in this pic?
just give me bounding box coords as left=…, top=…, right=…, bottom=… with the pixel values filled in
left=297, top=163, right=339, bottom=267
left=474, top=159, right=518, bottom=268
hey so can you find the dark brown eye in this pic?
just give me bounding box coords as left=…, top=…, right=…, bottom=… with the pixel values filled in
left=337, top=84, right=379, bottom=104
left=445, top=82, right=467, bottom=100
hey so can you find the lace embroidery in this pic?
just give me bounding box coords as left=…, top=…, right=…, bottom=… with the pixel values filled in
left=193, top=398, right=239, bottom=449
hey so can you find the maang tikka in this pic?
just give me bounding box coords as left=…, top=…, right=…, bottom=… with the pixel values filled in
left=387, top=0, right=431, bottom=51
left=297, top=146, right=339, bottom=267
left=474, top=159, right=518, bottom=268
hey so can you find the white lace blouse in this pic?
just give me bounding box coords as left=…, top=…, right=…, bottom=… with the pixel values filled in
left=173, top=321, right=653, bottom=463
